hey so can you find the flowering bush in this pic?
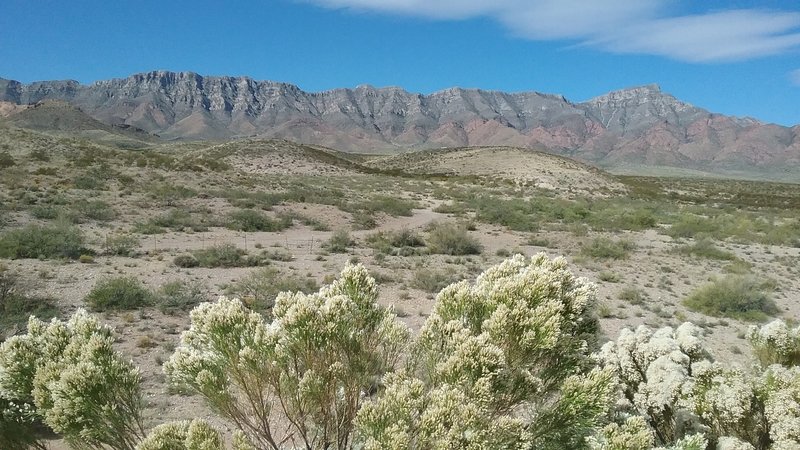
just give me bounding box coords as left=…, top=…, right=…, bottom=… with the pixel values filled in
left=136, top=419, right=226, bottom=450
left=596, top=319, right=800, bottom=450
left=747, top=320, right=800, bottom=367
left=356, top=254, right=613, bottom=449
left=0, top=310, right=145, bottom=450
left=165, top=263, right=410, bottom=450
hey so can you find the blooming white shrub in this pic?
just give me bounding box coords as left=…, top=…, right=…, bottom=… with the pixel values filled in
left=0, top=310, right=144, bottom=450
left=356, top=253, right=613, bottom=449
left=594, top=323, right=708, bottom=445
left=136, top=419, right=226, bottom=450
left=165, top=263, right=410, bottom=450
left=747, top=319, right=800, bottom=367
left=597, top=319, right=800, bottom=450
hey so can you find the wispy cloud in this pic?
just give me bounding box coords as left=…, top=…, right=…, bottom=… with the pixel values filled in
left=304, top=0, right=800, bottom=62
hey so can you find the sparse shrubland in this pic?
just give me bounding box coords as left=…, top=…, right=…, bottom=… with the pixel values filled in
left=0, top=255, right=797, bottom=449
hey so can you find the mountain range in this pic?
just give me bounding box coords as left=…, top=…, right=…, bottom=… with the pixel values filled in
left=2, top=71, right=799, bottom=180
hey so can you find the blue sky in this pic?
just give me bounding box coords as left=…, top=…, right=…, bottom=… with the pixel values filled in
left=1, top=0, right=799, bottom=125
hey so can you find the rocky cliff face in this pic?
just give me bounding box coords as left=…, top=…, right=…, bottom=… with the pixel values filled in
left=1, top=71, right=798, bottom=176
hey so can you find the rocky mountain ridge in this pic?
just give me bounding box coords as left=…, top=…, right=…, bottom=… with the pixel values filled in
left=1, top=71, right=798, bottom=179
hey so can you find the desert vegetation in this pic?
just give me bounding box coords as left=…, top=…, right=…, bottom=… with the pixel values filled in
left=0, top=256, right=798, bottom=450
left=1, top=125, right=800, bottom=449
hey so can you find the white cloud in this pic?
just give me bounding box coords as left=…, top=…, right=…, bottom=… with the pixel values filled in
left=791, top=69, right=800, bottom=86
left=304, top=0, right=800, bottom=62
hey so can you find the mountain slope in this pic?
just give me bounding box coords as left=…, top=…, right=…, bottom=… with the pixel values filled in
left=1, top=72, right=798, bottom=180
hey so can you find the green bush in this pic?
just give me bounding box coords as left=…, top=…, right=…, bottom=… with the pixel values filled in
left=366, top=229, right=426, bottom=255
left=411, top=267, right=462, bottom=293
left=104, top=233, right=140, bottom=256
left=226, top=267, right=319, bottom=314
left=425, top=222, right=482, bottom=255
left=674, top=238, right=737, bottom=260
left=155, top=280, right=207, bottom=315
left=151, top=208, right=209, bottom=232
left=29, top=204, right=61, bottom=220
left=618, top=286, right=646, bottom=305
left=191, top=244, right=250, bottom=268
left=0, top=223, right=85, bottom=259
left=683, top=275, right=778, bottom=322
left=75, top=200, right=117, bottom=222
left=84, top=276, right=153, bottom=311
left=581, top=237, right=636, bottom=259
left=359, top=196, right=417, bottom=217
left=73, top=174, right=106, bottom=190
left=351, top=211, right=377, bottom=230
left=173, top=254, right=200, bottom=268
left=324, top=229, right=353, bottom=253
left=226, top=209, right=292, bottom=232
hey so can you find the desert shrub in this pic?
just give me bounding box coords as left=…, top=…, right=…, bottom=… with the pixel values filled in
left=147, top=183, right=197, bottom=206
left=425, top=221, right=482, bottom=255
left=73, top=174, right=106, bottom=190
left=155, top=280, right=207, bottom=315
left=0, top=310, right=145, bottom=449
left=527, top=235, right=551, bottom=247
left=165, top=264, right=410, bottom=450
left=132, top=221, right=165, bottom=235
left=74, top=200, right=117, bottom=222
left=191, top=244, right=250, bottom=268
left=598, top=271, right=621, bottom=283
left=664, top=214, right=714, bottom=238
left=351, top=211, right=377, bottom=230
left=226, top=209, right=292, bottom=232
left=173, top=254, right=200, bottom=268
left=0, top=152, right=15, bottom=169
left=78, top=254, right=94, bottom=264
left=675, top=238, right=737, bottom=260
left=226, top=267, right=319, bottom=314
left=0, top=266, right=58, bottom=337
left=366, top=229, right=426, bottom=255
left=581, top=237, right=636, bottom=259
left=0, top=222, right=85, bottom=259
left=357, top=254, right=611, bottom=449
left=137, top=419, right=229, bottom=450
left=410, top=267, right=462, bottom=293
left=151, top=208, right=209, bottom=232
left=84, top=276, right=153, bottom=311
left=324, top=229, right=353, bottom=253
left=618, top=286, right=646, bottom=305
left=747, top=319, right=800, bottom=367
left=683, top=275, right=778, bottom=322
left=358, top=195, right=417, bottom=217
left=29, top=204, right=61, bottom=220
left=103, top=233, right=140, bottom=256
left=597, top=321, right=800, bottom=449
left=588, top=206, right=658, bottom=231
